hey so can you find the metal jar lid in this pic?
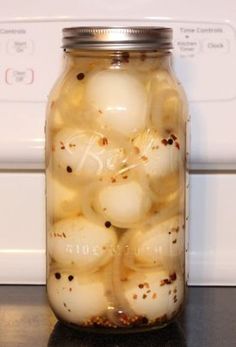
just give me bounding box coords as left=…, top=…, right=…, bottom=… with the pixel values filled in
left=62, top=26, right=172, bottom=51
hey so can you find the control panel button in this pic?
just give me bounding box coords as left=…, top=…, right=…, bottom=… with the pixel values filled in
left=7, top=39, right=34, bottom=55
left=5, top=68, right=34, bottom=85
left=176, top=39, right=200, bottom=55
left=203, top=39, right=229, bottom=54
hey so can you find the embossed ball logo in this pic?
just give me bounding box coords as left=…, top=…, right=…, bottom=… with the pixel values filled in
left=54, top=129, right=124, bottom=178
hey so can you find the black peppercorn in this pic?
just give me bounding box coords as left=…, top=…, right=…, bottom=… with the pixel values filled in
left=105, top=221, right=112, bottom=228
left=55, top=272, right=61, bottom=280
left=77, top=72, right=85, bottom=80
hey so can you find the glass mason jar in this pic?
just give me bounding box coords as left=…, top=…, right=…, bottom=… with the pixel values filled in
left=46, top=27, right=188, bottom=333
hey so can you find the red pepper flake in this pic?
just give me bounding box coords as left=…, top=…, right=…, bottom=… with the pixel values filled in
left=168, top=138, right=173, bottom=145
left=105, top=221, right=112, bottom=228
left=152, top=293, right=157, bottom=299
left=170, top=273, right=177, bottom=281
left=111, top=177, right=116, bottom=183
left=98, top=137, right=108, bottom=146
left=161, top=139, right=168, bottom=146
left=77, top=72, right=85, bottom=80
left=142, top=294, right=147, bottom=299
left=133, top=294, right=138, bottom=300
left=138, top=284, right=144, bottom=289
left=60, top=141, right=65, bottom=150
left=66, top=166, right=73, bottom=173
left=68, top=275, right=74, bottom=282
left=122, top=175, right=128, bottom=179
left=155, top=314, right=168, bottom=324
left=160, top=278, right=171, bottom=286
left=62, top=232, right=66, bottom=238
left=168, top=231, right=171, bottom=235
left=171, top=134, right=177, bottom=141
left=141, top=155, right=148, bottom=161
left=103, top=137, right=108, bottom=145
left=172, top=239, right=177, bottom=244
left=165, top=279, right=172, bottom=284
left=99, top=137, right=108, bottom=146
left=175, top=142, right=180, bottom=150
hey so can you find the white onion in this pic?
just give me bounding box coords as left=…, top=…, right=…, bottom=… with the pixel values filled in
left=56, top=69, right=85, bottom=125
left=123, top=270, right=184, bottom=321
left=128, top=215, right=184, bottom=272
left=48, top=216, right=117, bottom=272
left=150, top=69, right=186, bottom=136
left=47, top=271, right=108, bottom=324
left=85, top=70, right=148, bottom=136
left=93, top=180, right=151, bottom=228
left=133, top=129, right=183, bottom=180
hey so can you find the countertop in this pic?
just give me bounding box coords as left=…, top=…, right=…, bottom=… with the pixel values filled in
left=0, top=286, right=235, bottom=347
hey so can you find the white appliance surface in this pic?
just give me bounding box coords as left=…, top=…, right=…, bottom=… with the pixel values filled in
left=0, top=0, right=236, bottom=284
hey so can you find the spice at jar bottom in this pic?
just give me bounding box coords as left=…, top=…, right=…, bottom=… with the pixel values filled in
left=46, top=26, right=189, bottom=333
